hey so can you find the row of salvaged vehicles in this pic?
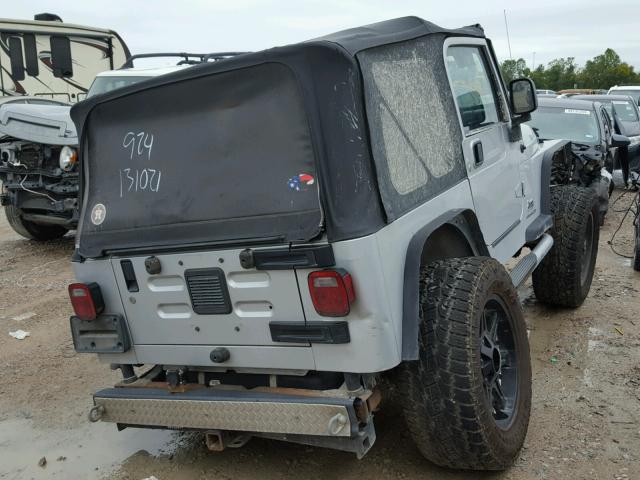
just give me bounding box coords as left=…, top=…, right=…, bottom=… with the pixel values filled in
left=0, top=13, right=635, bottom=471
left=528, top=89, right=640, bottom=270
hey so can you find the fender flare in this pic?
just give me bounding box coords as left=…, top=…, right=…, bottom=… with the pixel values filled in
left=401, top=209, right=487, bottom=360
left=525, top=140, right=570, bottom=242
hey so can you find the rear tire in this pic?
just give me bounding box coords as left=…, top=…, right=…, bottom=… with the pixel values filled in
left=398, top=257, right=531, bottom=470
left=4, top=205, right=68, bottom=241
left=532, top=185, right=599, bottom=307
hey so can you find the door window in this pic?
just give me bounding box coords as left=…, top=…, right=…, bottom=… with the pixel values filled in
left=446, top=46, right=500, bottom=133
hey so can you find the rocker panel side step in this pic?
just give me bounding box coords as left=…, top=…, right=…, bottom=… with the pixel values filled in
left=511, top=233, right=554, bottom=287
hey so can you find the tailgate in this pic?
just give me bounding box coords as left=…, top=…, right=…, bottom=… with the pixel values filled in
left=76, top=62, right=322, bottom=259
left=112, top=248, right=307, bottom=346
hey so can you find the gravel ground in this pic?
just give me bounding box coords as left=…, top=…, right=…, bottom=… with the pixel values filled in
left=0, top=189, right=638, bottom=480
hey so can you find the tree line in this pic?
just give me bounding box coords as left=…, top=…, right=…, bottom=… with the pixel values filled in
left=500, top=49, right=639, bottom=91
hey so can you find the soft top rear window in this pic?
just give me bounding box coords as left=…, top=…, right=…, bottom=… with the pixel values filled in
left=79, top=62, right=321, bottom=257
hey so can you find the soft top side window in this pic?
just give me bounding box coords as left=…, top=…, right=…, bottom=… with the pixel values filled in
left=358, top=35, right=467, bottom=220
left=446, top=46, right=500, bottom=133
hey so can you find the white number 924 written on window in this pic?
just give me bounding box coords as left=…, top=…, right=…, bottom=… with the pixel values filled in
left=119, top=131, right=162, bottom=197
left=447, top=46, right=500, bottom=133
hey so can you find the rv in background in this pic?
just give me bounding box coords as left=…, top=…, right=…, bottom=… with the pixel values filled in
left=0, top=13, right=129, bottom=103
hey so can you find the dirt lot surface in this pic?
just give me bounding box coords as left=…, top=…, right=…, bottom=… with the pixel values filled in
left=0, top=189, right=638, bottom=480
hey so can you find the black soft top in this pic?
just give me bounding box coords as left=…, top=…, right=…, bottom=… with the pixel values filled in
left=71, top=17, right=485, bottom=258
left=72, top=17, right=483, bottom=122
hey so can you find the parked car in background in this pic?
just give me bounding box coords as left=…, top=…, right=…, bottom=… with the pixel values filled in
left=536, top=89, right=557, bottom=95
left=526, top=97, right=629, bottom=221
left=557, top=88, right=603, bottom=97
left=85, top=64, right=191, bottom=98
left=573, top=94, right=640, bottom=186
left=608, top=85, right=640, bottom=106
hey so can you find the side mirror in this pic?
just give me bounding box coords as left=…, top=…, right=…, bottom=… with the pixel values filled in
left=509, top=78, right=538, bottom=116
left=611, top=133, right=631, bottom=148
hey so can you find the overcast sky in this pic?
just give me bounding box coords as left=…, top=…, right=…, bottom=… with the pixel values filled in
left=7, top=0, right=640, bottom=69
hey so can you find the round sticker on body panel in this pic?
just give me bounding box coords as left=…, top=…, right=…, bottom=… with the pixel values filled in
left=287, top=173, right=315, bottom=192
left=90, top=203, right=107, bottom=226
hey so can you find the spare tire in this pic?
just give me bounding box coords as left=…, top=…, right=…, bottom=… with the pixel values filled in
left=4, top=206, right=68, bottom=241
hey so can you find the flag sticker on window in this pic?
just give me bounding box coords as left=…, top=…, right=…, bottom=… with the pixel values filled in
left=564, top=109, right=590, bottom=115
left=287, top=173, right=315, bottom=192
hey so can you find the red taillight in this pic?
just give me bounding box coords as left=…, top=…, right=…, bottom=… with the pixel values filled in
left=308, top=269, right=355, bottom=317
left=68, top=282, right=104, bottom=320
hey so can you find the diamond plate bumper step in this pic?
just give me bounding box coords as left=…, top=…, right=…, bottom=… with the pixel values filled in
left=92, top=387, right=363, bottom=438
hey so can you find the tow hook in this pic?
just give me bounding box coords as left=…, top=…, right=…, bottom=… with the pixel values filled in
left=327, top=413, right=349, bottom=435
left=88, top=405, right=105, bottom=422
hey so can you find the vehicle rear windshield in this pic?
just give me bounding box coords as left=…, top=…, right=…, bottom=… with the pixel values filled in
left=87, top=76, right=152, bottom=97
left=78, top=62, right=321, bottom=257
left=527, top=106, right=600, bottom=144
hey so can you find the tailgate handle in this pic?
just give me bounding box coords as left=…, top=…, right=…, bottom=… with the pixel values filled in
left=120, top=260, right=139, bottom=293
left=239, top=245, right=335, bottom=270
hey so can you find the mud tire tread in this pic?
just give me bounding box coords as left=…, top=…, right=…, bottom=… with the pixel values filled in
left=532, top=185, right=599, bottom=307
left=398, top=257, right=531, bottom=471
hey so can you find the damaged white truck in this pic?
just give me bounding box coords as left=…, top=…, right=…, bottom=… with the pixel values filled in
left=68, top=17, right=599, bottom=470
left=0, top=13, right=130, bottom=238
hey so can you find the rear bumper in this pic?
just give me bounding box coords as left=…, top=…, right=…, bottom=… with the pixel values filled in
left=92, top=385, right=376, bottom=456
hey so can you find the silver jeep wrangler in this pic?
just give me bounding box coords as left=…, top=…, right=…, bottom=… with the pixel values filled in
left=68, top=17, right=599, bottom=471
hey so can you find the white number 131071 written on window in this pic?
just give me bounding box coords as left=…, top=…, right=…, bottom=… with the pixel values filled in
left=119, top=168, right=161, bottom=197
